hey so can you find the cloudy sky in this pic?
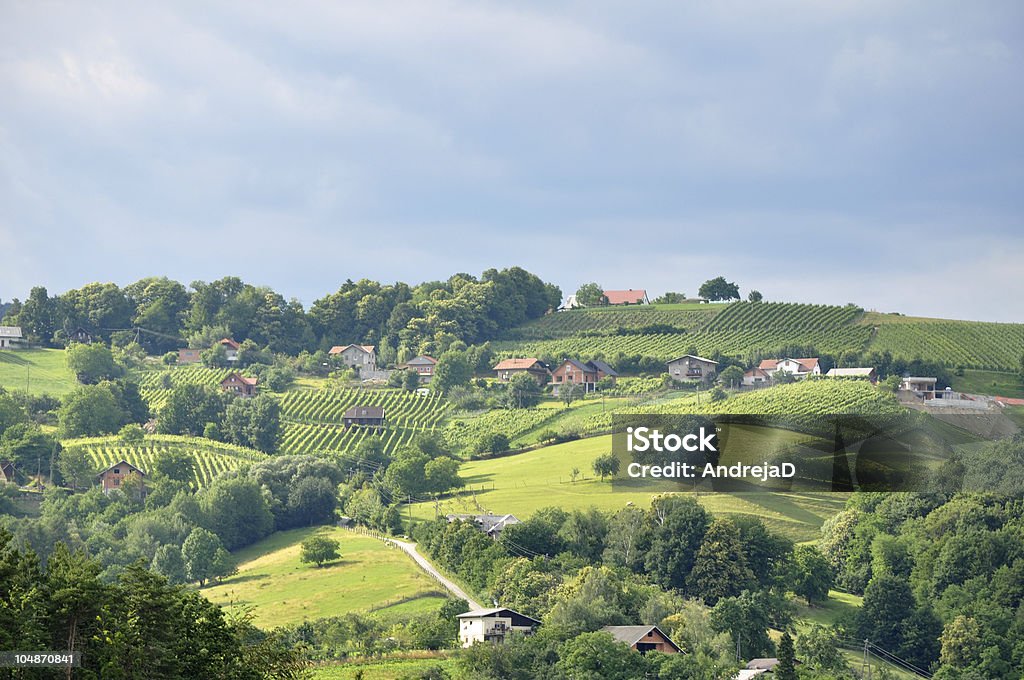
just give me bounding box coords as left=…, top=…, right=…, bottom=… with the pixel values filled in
left=1, top=1, right=1022, bottom=321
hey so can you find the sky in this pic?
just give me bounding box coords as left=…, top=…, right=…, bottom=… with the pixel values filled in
left=1, top=1, right=1022, bottom=322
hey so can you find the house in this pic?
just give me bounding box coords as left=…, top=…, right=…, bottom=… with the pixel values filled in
left=733, top=657, right=802, bottom=678
left=343, top=405, right=385, bottom=429
left=457, top=607, right=541, bottom=647
left=0, top=460, right=17, bottom=485
left=600, top=625, right=681, bottom=655
left=603, top=289, right=649, bottom=305
left=178, top=348, right=202, bottom=364
left=493, top=358, right=550, bottom=385
left=401, top=355, right=437, bottom=383
left=220, top=372, right=258, bottom=397
left=550, top=359, right=618, bottom=394
left=97, top=460, right=146, bottom=496
left=329, top=344, right=377, bottom=372
left=667, top=355, right=719, bottom=384
left=742, top=367, right=773, bottom=387
left=758, top=358, right=821, bottom=379
left=0, top=326, right=24, bottom=350
left=218, top=338, right=241, bottom=362
left=558, top=294, right=583, bottom=310
left=826, top=367, right=878, bottom=384
left=446, top=513, right=521, bottom=538
left=68, top=327, right=93, bottom=344
left=900, top=376, right=937, bottom=399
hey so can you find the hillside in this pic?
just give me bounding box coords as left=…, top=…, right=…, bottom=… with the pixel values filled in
left=0, top=348, right=77, bottom=396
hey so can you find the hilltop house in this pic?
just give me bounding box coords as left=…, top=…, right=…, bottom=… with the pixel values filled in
left=758, top=358, right=821, bottom=379
left=601, top=626, right=681, bottom=655
left=178, top=348, right=202, bottom=364
left=826, top=367, right=878, bottom=384
left=603, top=289, right=649, bottom=305
left=446, top=513, right=521, bottom=538
left=401, top=355, right=437, bottom=383
left=0, top=326, right=24, bottom=349
left=457, top=608, right=541, bottom=647
left=667, top=355, right=718, bottom=384
left=558, top=294, right=583, bottom=310
left=550, top=359, right=618, bottom=394
left=900, top=376, right=937, bottom=399
left=343, top=405, right=385, bottom=429
left=493, top=358, right=550, bottom=385
left=97, top=460, right=146, bottom=497
left=329, top=344, right=377, bottom=372
left=219, top=338, right=241, bottom=362
left=220, top=372, right=258, bottom=397
left=0, top=460, right=18, bottom=485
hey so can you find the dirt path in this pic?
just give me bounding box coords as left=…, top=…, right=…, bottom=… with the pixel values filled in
left=389, top=538, right=484, bottom=610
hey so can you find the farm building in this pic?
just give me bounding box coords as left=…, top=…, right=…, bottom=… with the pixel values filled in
left=329, top=344, right=377, bottom=372
left=826, top=367, right=878, bottom=383
left=901, top=376, right=937, bottom=399
left=97, top=460, right=146, bottom=497
left=0, top=326, right=24, bottom=349
left=602, top=289, right=649, bottom=305
left=401, top=355, right=437, bottom=383
left=601, top=625, right=681, bottom=655
left=742, top=367, right=772, bottom=387
left=758, top=358, right=821, bottom=379
left=550, top=359, right=618, bottom=394
left=457, top=607, right=541, bottom=647
left=446, top=513, right=521, bottom=538
left=68, top=327, right=93, bottom=344
left=343, top=405, right=385, bottom=429
left=0, top=460, right=17, bottom=484
left=493, top=358, right=550, bottom=384
left=558, top=294, right=582, bottom=310
left=220, top=372, right=258, bottom=397
left=218, top=338, right=241, bottom=362
left=177, top=348, right=202, bottom=364
left=667, top=355, right=718, bottom=384
left=734, top=657, right=802, bottom=678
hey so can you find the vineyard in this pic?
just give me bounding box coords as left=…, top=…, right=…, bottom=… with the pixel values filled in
left=444, top=409, right=556, bottom=454
left=703, top=302, right=863, bottom=331
left=63, top=434, right=269, bottom=488
left=505, top=306, right=720, bottom=340
left=866, top=320, right=1024, bottom=372
left=277, top=388, right=450, bottom=456
left=137, top=366, right=248, bottom=410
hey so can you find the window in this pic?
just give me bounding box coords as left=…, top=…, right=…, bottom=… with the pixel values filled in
left=113, top=468, right=120, bottom=474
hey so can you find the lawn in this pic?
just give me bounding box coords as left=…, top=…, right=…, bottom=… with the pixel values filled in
left=413, top=435, right=846, bottom=542
left=952, top=369, right=1024, bottom=398
left=0, top=348, right=77, bottom=396
left=311, top=656, right=453, bottom=679
left=200, top=526, right=448, bottom=628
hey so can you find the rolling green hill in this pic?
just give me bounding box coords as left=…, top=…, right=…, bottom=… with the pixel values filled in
left=0, top=348, right=77, bottom=396
left=201, top=526, right=448, bottom=628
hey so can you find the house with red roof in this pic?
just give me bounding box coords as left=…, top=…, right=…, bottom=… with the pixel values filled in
left=602, top=289, right=649, bottom=305
left=493, top=358, right=550, bottom=384
left=758, top=357, right=821, bottom=379
left=220, top=372, right=258, bottom=397
left=218, top=337, right=241, bottom=362
left=329, top=344, right=377, bottom=372
left=550, top=359, right=619, bottom=394
left=401, top=355, right=437, bottom=383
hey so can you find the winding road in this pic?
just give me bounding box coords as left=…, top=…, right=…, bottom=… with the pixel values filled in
left=389, top=538, right=484, bottom=610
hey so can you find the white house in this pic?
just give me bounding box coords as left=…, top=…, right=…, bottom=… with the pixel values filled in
left=329, top=344, right=377, bottom=372
left=826, top=367, right=878, bottom=383
left=742, top=367, right=773, bottom=387
left=446, top=513, right=521, bottom=538
left=900, top=376, right=937, bottom=399
left=0, top=326, right=24, bottom=349
left=758, top=358, right=821, bottom=379
left=218, top=338, right=240, bottom=362
left=456, top=607, right=541, bottom=647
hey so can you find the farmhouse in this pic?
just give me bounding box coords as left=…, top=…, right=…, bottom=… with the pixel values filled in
left=493, top=358, right=550, bottom=384
left=667, top=355, right=718, bottom=384
left=457, top=607, right=541, bottom=647
left=826, top=367, right=878, bottom=383
left=220, top=372, right=258, bottom=397
left=742, top=367, right=772, bottom=387
left=733, top=657, right=802, bottom=678
left=758, top=358, right=821, bottom=379
left=446, top=513, right=521, bottom=538
left=603, top=289, right=649, bottom=305
left=558, top=294, right=582, bottom=310
left=343, top=405, right=385, bottom=429
left=401, top=355, right=437, bottom=383
left=0, top=460, right=17, bottom=485
left=68, top=327, right=93, bottom=344
left=601, top=625, right=681, bottom=655
left=0, top=326, right=24, bottom=349
left=219, top=338, right=240, bottom=362
left=329, top=344, right=377, bottom=372
left=177, top=348, right=202, bottom=364
left=901, top=376, right=937, bottom=399
left=97, top=460, right=146, bottom=497
left=550, top=359, right=619, bottom=394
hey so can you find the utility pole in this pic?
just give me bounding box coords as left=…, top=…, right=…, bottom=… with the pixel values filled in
left=862, top=639, right=870, bottom=679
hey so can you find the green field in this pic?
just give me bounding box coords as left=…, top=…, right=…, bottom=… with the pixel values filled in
left=63, top=434, right=269, bottom=488
left=311, top=656, right=453, bottom=680
left=0, top=348, right=77, bottom=396
left=201, top=526, right=448, bottom=628
left=951, top=369, right=1024, bottom=398
left=862, top=313, right=1024, bottom=372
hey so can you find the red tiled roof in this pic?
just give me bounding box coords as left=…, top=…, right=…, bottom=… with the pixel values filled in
left=758, top=358, right=819, bottom=372
left=494, top=358, right=543, bottom=371
left=219, top=338, right=240, bottom=350
left=221, top=373, right=257, bottom=386
left=328, top=344, right=375, bottom=355
left=996, top=396, right=1024, bottom=406
left=603, top=289, right=647, bottom=305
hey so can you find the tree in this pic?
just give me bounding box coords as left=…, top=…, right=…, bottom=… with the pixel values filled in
left=747, top=290, right=764, bottom=303
left=424, top=456, right=463, bottom=494
left=592, top=453, right=620, bottom=480
left=66, top=343, right=122, bottom=384
left=152, top=450, right=195, bottom=484
left=688, top=518, right=756, bottom=604
left=402, top=368, right=420, bottom=392
left=300, top=535, right=341, bottom=568
left=556, top=631, right=648, bottom=680
left=698, top=277, right=740, bottom=302
left=710, top=591, right=775, bottom=659
left=858, top=574, right=915, bottom=650
left=223, top=393, right=281, bottom=453
left=181, top=527, right=225, bottom=586
left=718, top=365, right=744, bottom=388
left=652, top=292, right=686, bottom=304
left=792, top=545, right=833, bottom=605
left=151, top=544, right=186, bottom=585
left=58, top=385, right=125, bottom=438
left=198, top=476, right=274, bottom=550
left=287, top=476, right=337, bottom=526
left=433, top=350, right=474, bottom=393
left=796, top=625, right=848, bottom=673
left=560, top=381, right=584, bottom=407
left=574, top=283, right=606, bottom=307
left=645, top=497, right=711, bottom=591
left=158, top=384, right=225, bottom=437
left=58, top=447, right=94, bottom=490
left=775, top=632, right=797, bottom=680
left=503, top=372, right=542, bottom=409
left=0, top=389, right=28, bottom=435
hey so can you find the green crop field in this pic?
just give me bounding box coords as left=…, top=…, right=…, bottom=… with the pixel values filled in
left=279, top=388, right=450, bottom=457
left=63, top=434, right=269, bottom=488
left=0, top=348, right=77, bottom=396
left=861, top=314, right=1024, bottom=372
left=951, top=369, right=1024, bottom=398
left=201, top=526, right=448, bottom=628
